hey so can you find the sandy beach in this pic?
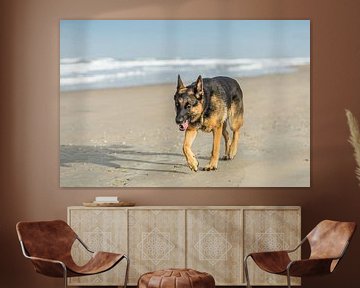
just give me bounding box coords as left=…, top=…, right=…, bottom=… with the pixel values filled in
left=60, top=66, right=310, bottom=187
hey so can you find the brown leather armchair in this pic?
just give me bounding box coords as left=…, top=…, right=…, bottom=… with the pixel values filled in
left=16, top=220, right=129, bottom=288
left=244, top=220, right=356, bottom=288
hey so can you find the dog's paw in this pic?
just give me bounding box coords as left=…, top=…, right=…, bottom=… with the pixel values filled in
left=223, top=151, right=237, bottom=160
left=203, top=164, right=217, bottom=171
left=223, top=154, right=236, bottom=160
left=187, top=159, right=199, bottom=172
left=190, top=166, right=198, bottom=172
left=229, top=154, right=236, bottom=160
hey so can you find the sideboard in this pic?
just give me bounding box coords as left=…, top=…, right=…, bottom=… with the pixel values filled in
left=67, top=206, right=301, bottom=286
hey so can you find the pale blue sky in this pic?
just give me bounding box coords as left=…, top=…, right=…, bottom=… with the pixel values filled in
left=60, top=20, right=310, bottom=59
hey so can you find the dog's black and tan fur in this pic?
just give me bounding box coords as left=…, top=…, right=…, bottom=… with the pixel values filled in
left=174, top=75, right=244, bottom=171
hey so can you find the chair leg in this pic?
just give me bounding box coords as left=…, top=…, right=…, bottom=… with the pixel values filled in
left=123, top=255, right=130, bottom=288
left=286, top=269, right=292, bottom=288
left=62, top=264, right=68, bottom=288
left=244, top=255, right=252, bottom=288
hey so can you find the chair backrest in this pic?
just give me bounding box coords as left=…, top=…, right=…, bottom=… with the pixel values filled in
left=16, top=220, right=77, bottom=261
left=307, top=220, right=356, bottom=261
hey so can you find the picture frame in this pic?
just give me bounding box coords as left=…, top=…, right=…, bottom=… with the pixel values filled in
left=60, top=20, right=310, bottom=187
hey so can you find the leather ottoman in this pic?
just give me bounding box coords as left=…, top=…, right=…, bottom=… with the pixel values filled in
left=138, top=268, right=215, bottom=288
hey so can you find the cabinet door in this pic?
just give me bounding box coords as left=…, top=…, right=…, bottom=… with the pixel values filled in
left=128, top=209, right=186, bottom=284
left=243, top=209, right=301, bottom=286
left=68, top=208, right=128, bottom=286
left=187, top=209, right=243, bottom=285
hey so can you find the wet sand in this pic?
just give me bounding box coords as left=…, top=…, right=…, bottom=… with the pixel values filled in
left=60, top=66, right=310, bottom=187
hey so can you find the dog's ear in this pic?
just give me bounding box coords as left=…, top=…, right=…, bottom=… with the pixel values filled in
left=195, top=75, right=204, bottom=99
left=177, top=75, right=185, bottom=91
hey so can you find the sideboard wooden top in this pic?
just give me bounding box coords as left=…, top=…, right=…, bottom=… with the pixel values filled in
left=69, top=205, right=301, bottom=210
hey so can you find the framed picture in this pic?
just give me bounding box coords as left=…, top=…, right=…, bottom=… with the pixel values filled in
left=60, top=20, right=310, bottom=187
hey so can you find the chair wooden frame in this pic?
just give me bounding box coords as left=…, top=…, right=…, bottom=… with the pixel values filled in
left=243, top=220, right=356, bottom=288
left=16, top=220, right=129, bottom=288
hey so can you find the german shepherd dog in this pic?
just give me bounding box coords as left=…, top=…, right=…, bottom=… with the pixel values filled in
left=174, top=75, right=244, bottom=171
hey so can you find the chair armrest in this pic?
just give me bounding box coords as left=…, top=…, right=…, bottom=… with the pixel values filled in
left=287, top=258, right=336, bottom=277
left=19, top=240, right=67, bottom=277
left=25, top=255, right=67, bottom=277
left=26, top=255, right=65, bottom=265
left=76, top=236, right=94, bottom=253
left=246, top=237, right=305, bottom=258
left=247, top=250, right=290, bottom=258
left=285, top=237, right=307, bottom=253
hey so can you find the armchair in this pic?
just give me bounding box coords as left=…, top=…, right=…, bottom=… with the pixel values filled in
left=16, top=220, right=129, bottom=288
left=244, top=220, right=356, bottom=288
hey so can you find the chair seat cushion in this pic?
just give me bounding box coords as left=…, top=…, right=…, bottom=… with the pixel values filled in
left=138, top=268, right=215, bottom=288
left=67, top=252, right=124, bottom=276
left=250, top=251, right=291, bottom=274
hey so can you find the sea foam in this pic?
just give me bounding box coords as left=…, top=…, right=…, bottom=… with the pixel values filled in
left=60, top=57, right=309, bottom=91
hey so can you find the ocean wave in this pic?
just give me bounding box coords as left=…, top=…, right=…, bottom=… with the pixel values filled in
left=60, top=57, right=309, bottom=75
left=60, top=57, right=83, bottom=64
left=60, top=57, right=309, bottom=91
left=61, top=70, right=146, bottom=86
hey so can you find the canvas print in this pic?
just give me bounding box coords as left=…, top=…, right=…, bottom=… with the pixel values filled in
left=60, top=20, right=310, bottom=187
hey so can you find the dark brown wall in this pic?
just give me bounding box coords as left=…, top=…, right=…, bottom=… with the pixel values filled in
left=1, top=0, right=360, bottom=287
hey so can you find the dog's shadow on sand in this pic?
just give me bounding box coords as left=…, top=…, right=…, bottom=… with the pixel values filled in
left=60, top=144, right=208, bottom=174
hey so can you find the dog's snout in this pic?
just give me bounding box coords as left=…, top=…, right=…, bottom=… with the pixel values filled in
left=176, top=116, right=184, bottom=124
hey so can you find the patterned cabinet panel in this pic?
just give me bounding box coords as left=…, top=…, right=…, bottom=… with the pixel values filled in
left=67, top=206, right=301, bottom=286
left=68, top=208, right=127, bottom=286
left=243, top=209, right=301, bottom=286
left=187, top=209, right=243, bottom=285
left=128, top=209, right=186, bottom=284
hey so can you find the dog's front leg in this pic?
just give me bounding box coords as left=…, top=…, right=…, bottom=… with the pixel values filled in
left=204, top=124, right=223, bottom=171
left=183, top=128, right=199, bottom=171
